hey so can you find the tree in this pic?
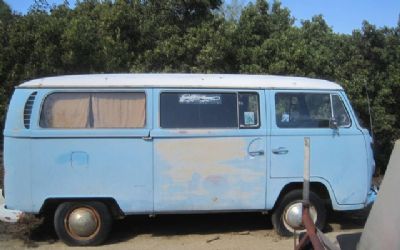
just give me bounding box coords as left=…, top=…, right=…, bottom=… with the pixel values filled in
left=234, top=0, right=294, bottom=73
left=0, top=0, right=13, bottom=133
left=221, top=0, right=245, bottom=21
left=0, top=0, right=399, bottom=173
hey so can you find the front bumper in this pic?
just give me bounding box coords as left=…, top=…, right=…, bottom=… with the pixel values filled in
left=0, top=189, right=24, bottom=223
left=365, top=185, right=378, bottom=206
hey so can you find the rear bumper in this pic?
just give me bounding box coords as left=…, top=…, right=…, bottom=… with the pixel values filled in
left=0, top=205, right=24, bottom=223
left=365, top=185, right=378, bottom=206
left=0, top=189, right=24, bottom=223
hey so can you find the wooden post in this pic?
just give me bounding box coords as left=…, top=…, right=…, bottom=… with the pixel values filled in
left=303, top=137, right=310, bottom=204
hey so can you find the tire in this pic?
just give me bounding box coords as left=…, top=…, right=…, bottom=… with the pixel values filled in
left=271, top=190, right=326, bottom=237
left=54, top=201, right=112, bottom=246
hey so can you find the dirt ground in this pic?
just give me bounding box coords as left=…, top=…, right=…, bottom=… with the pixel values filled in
left=0, top=209, right=368, bottom=250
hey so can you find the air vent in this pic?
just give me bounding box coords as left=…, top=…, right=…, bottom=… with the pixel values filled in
left=23, top=92, right=37, bottom=129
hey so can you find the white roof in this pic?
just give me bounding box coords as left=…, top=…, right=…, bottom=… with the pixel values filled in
left=18, top=73, right=343, bottom=90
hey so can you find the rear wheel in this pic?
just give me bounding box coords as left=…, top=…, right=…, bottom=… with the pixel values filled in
left=271, top=190, right=326, bottom=237
left=54, top=201, right=112, bottom=246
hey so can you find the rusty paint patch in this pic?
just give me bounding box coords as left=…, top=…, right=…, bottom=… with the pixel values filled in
left=156, top=138, right=247, bottom=161
left=155, top=138, right=263, bottom=183
left=154, top=137, right=266, bottom=209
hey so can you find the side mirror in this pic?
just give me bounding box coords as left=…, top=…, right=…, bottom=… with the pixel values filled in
left=330, top=117, right=338, bottom=129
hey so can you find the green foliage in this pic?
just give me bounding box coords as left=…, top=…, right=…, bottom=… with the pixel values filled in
left=0, top=0, right=399, bottom=173
left=0, top=0, right=11, bottom=22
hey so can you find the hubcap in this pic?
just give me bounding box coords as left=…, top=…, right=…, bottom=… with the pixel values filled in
left=66, top=207, right=100, bottom=239
left=283, top=202, right=317, bottom=232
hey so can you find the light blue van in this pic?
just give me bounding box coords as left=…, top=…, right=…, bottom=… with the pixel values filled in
left=1, top=74, right=376, bottom=245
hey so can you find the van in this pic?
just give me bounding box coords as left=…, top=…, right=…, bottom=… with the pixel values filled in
left=1, top=74, right=376, bottom=245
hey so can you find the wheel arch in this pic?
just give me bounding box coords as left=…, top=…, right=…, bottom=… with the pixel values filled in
left=39, top=197, right=125, bottom=219
left=272, top=181, right=333, bottom=211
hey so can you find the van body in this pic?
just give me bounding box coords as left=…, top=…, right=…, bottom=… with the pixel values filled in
left=2, top=74, right=376, bottom=245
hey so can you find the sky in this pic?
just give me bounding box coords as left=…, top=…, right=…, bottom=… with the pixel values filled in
left=4, top=0, right=400, bottom=34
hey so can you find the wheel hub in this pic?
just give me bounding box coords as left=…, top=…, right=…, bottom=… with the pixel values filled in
left=67, top=207, right=100, bottom=238
left=283, top=202, right=317, bottom=231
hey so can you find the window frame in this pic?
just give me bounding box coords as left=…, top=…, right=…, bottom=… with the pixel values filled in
left=159, top=90, right=261, bottom=130
left=38, top=90, right=147, bottom=130
left=238, top=92, right=261, bottom=129
left=331, top=94, right=352, bottom=128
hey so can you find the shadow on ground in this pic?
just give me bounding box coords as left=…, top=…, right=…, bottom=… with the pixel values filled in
left=107, top=213, right=274, bottom=245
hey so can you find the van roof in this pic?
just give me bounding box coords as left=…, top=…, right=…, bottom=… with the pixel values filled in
left=18, top=73, right=343, bottom=90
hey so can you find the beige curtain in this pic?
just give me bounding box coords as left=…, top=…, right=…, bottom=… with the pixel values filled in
left=91, top=93, right=146, bottom=128
left=40, top=93, right=90, bottom=128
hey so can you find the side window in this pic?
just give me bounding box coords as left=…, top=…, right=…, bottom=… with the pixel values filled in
left=332, top=95, right=351, bottom=127
left=239, top=93, right=260, bottom=128
left=160, top=93, right=238, bottom=128
left=275, top=93, right=331, bottom=128
left=91, top=93, right=145, bottom=128
left=40, top=92, right=146, bottom=129
left=40, top=93, right=91, bottom=128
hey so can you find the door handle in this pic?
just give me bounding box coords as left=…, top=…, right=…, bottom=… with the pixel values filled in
left=249, top=150, right=265, bottom=156
left=272, top=147, right=289, bottom=155
left=142, top=136, right=153, bottom=141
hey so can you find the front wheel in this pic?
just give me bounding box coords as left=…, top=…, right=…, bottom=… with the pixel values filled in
left=54, top=201, right=112, bottom=246
left=271, top=190, right=326, bottom=237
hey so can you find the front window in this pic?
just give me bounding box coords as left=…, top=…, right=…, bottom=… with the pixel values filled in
left=275, top=93, right=331, bottom=128
left=275, top=92, right=352, bottom=129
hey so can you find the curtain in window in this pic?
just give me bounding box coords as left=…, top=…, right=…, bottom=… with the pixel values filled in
left=40, top=93, right=90, bottom=128
left=91, top=93, right=146, bottom=128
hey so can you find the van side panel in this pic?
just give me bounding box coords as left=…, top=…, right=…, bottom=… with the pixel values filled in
left=154, top=136, right=267, bottom=211
left=4, top=138, right=32, bottom=211
left=30, top=138, right=153, bottom=213
left=270, top=134, right=368, bottom=203
left=3, top=89, right=35, bottom=211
